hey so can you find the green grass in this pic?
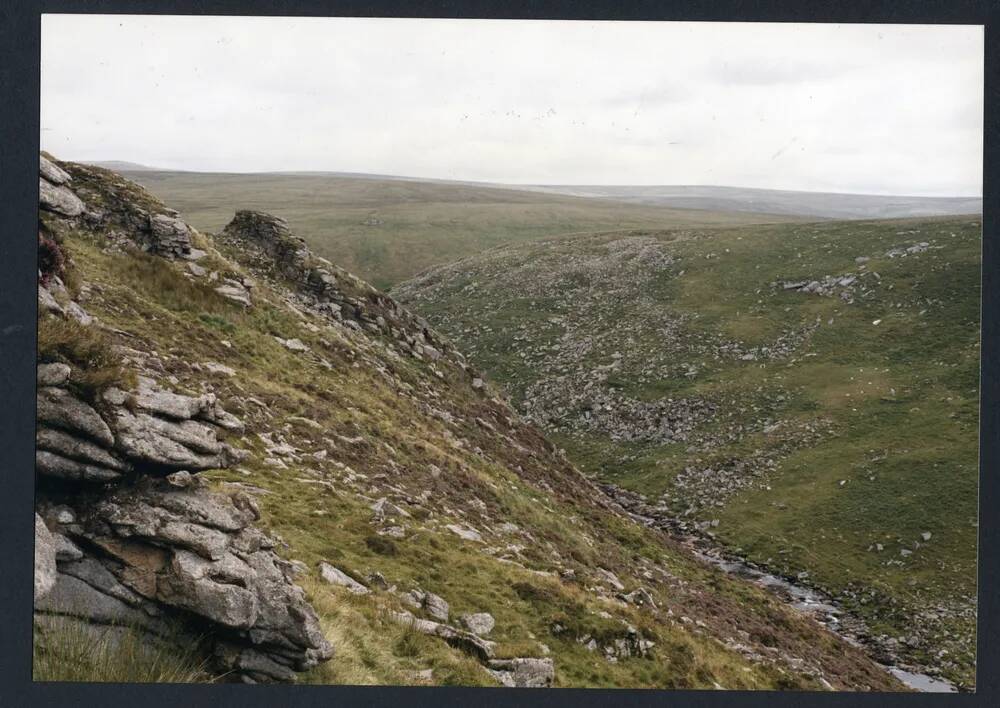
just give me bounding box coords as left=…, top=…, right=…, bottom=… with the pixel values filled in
left=121, top=171, right=804, bottom=289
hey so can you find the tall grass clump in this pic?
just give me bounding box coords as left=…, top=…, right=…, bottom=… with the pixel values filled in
left=33, top=618, right=210, bottom=683
left=36, top=316, right=136, bottom=400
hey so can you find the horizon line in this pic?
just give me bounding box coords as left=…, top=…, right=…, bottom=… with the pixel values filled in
left=67, top=158, right=984, bottom=201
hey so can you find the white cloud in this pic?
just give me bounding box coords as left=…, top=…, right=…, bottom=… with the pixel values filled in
left=41, top=16, right=983, bottom=196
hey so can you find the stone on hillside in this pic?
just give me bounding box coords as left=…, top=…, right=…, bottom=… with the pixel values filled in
left=278, top=337, right=309, bottom=352
left=39, top=177, right=85, bottom=217
left=486, top=657, right=554, bottom=688
left=165, top=470, right=195, bottom=488
left=424, top=592, right=450, bottom=622
left=471, top=377, right=485, bottom=390
left=202, top=361, right=236, bottom=377
left=36, top=386, right=115, bottom=446
left=624, top=587, right=657, bottom=608
left=371, top=497, right=410, bottom=520
left=146, top=214, right=193, bottom=258
left=38, top=285, right=64, bottom=315
left=187, top=262, right=208, bottom=277
left=921, top=531, right=932, bottom=541
left=34, top=514, right=57, bottom=602
left=597, top=568, right=625, bottom=591
left=388, top=610, right=495, bottom=662
left=40, top=154, right=71, bottom=185
left=37, top=362, right=71, bottom=387
left=446, top=524, right=483, bottom=542
left=460, top=612, right=495, bottom=636
left=65, top=300, right=94, bottom=326
left=319, top=562, right=370, bottom=595
left=216, top=281, right=252, bottom=307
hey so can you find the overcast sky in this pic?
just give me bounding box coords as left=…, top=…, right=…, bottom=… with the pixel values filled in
left=41, top=16, right=983, bottom=196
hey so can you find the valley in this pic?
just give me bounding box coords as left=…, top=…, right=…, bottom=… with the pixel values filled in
left=393, top=215, right=982, bottom=689
left=33, top=156, right=914, bottom=690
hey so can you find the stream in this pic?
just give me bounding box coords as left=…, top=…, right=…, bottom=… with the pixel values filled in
left=602, top=484, right=960, bottom=693
left=688, top=544, right=958, bottom=693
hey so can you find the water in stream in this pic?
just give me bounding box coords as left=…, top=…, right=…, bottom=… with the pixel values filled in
left=690, top=545, right=958, bottom=693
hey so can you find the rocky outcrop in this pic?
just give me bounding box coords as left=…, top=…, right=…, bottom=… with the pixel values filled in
left=486, top=657, right=555, bottom=688
left=35, top=479, right=332, bottom=682
left=33, top=155, right=333, bottom=682
left=35, top=372, right=245, bottom=482
left=218, top=210, right=467, bottom=369
left=33, top=361, right=332, bottom=681
left=40, top=154, right=196, bottom=259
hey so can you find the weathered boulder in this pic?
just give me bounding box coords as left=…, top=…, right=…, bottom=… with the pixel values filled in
left=34, top=514, right=57, bottom=602
left=37, top=362, right=71, bottom=387
left=460, top=612, right=495, bottom=637
left=446, top=524, right=483, bottom=542
left=318, top=562, right=370, bottom=595
left=486, top=657, right=555, bottom=688
left=424, top=592, right=450, bottom=622
left=146, top=214, right=193, bottom=258
left=215, top=280, right=253, bottom=307
left=37, top=386, right=114, bottom=447
left=389, top=610, right=495, bottom=662
left=39, top=177, right=85, bottom=217
left=38, top=479, right=334, bottom=682
left=40, top=154, right=72, bottom=185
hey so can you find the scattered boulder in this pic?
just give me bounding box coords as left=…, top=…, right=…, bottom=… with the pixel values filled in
left=146, top=214, right=194, bottom=258
left=39, top=177, right=85, bottom=217
left=318, top=563, right=370, bottom=595
left=40, top=154, right=72, bottom=185
left=446, top=524, right=483, bottom=542
left=277, top=337, right=309, bottom=352
left=460, top=612, right=495, bottom=636
left=388, top=610, right=495, bottom=662
left=215, top=279, right=252, bottom=307
left=486, top=657, right=554, bottom=688
left=37, top=362, right=71, bottom=387
left=424, top=592, right=450, bottom=622
left=34, top=514, right=57, bottom=602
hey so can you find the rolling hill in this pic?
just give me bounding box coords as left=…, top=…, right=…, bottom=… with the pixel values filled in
left=110, top=170, right=806, bottom=289
left=509, top=185, right=983, bottom=220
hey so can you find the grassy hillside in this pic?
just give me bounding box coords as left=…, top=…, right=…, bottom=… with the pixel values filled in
left=394, top=215, right=982, bottom=689
left=36, top=159, right=905, bottom=690
left=119, top=170, right=803, bottom=289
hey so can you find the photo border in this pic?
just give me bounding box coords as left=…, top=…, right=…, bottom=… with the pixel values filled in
left=1, top=1, right=996, bottom=706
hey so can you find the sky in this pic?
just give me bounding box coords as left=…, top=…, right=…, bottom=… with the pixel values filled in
left=41, top=16, right=983, bottom=196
